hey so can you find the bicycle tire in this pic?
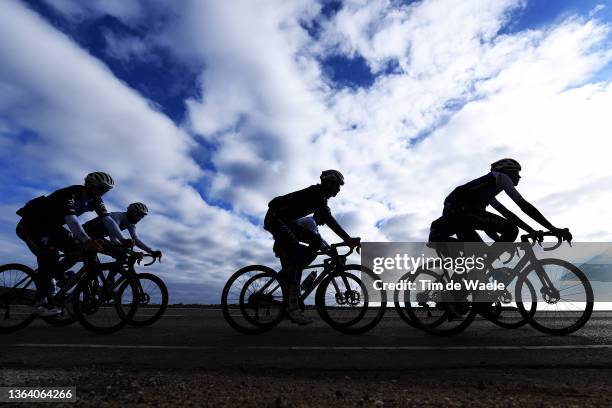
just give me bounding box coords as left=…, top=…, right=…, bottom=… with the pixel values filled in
left=516, top=258, right=593, bottom=335
left=222, top=265, right=284, bottom=335
left=239, top=272, right=285, bottom=331
left=394, top=271, right=447, bottom=329
left=119, top=272, right=168, bottom=327
left=405, top=268, right=477, bottom=336
left=315, top=265, right=386, bottom=334
left=0, top=264, right=38, bottom=333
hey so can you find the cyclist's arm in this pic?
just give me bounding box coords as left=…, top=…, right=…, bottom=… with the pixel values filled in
left=490, top=199, right=534, bottom=233
left=102, top=215, right=125, bottom=242
left=497, top=173, right=558, bottom=231
left=318, top=210, right=352, bottom=242
left=64, top=215, right=92, bottom=242
left=128, top=225, right=154, bottom=253
left=516, top=199, right=557, bottom=231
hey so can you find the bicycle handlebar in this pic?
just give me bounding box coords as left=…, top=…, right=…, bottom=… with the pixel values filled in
left=141, top=254, right=158, bottom=266
left=317, top=241, right=361, bottom=258
left=122, top=249, right=160, bottom=266
left=520, top=230, right=570, bottom=251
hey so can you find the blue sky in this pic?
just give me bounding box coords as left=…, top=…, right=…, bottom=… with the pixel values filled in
left=1, top=0, right=612, bottom=303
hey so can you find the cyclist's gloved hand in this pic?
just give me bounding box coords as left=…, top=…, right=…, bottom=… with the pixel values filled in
left=535, top=230, right=545, bottom=243
left=84, top=239, right=103, bottom=252
left=346, top=237, right=361, bottom=249
left=553, top=227, right=572, bottom=243
left=151, top=250, right=163, bottom=260
left=122, top=239, right=135, bottom=249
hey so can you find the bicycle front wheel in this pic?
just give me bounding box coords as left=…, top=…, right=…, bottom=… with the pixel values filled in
left=72, top=269, right=138, bottom=334
left=316, top=265, right=386, bottom=334
left=516, top=259, right=593, bottom=335
left=120, top=273, right=168, bottom=327
left=0, top=264, right=38, bottom=333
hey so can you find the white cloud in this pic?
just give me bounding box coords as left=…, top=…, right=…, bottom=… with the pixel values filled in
left=590, top=4, right=606, bottom=18
left=0, top=0, right=274, bottom=301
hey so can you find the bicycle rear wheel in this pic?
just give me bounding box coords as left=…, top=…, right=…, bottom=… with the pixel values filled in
left=72, top=269, right=138, bottom=334
left=394, top=271, right=446, bottom=329
left=222, top=265, right=284, bottom=334
left=316, top=265, right=386, bottom=334
left=239, top=272, right=285, bottom=330
left=405, top=268, right=476, bottom=336
left=516, top=259, right=593, bottom=335
left=119, top=272, right=168, bottom=327
left=0, top=264, right=38, bottom=333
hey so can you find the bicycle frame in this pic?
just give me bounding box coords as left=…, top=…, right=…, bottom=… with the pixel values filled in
left=253, top=245, right=357, bottom=303
left=430, top=239, right=562, bottom=301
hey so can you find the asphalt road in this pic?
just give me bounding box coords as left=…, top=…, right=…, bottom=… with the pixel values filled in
left=2, top=309, right=612, bottom=371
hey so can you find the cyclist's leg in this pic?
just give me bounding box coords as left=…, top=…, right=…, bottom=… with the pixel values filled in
left=52, top=229, right=82, bottom=279
left=464, top=211, right=518, bottom=261
left=264, top=213, right=312, bottom=324
left=16, top=220, right=55, bottom=302
left=278, top=247, right=312, bottom=324
left=465, top=211, right=517, bottom=242
left=428, top=215, right=454, bottom=243
left=97, top=239, right=127, bottom=278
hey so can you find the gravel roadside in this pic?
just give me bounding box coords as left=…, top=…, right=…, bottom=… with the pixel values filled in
left=2, top=367, right=611, bottom=407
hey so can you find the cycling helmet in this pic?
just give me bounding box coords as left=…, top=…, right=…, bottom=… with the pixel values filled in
left=127, top=202, right=149, bottom=217
left=320, top=169, right=344, bottom=185
left=84, top=172, right=115, bottom=189
left=491, top=158, right=521, bottom=172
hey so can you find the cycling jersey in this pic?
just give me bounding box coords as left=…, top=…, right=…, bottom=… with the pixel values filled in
left=268, top=185, right=332, bottom=222
left=444, top=171, right=523, bottom=210
left=429, top=172, right=522, bottom=243
left=84, top=212, right=154, bottom=253
left=16, top=185, right=114, bottom=302
left=17, top=185, right=108, bottom=227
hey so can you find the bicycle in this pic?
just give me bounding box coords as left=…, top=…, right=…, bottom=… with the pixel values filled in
left=405, top=231, right=592, bottom=335
left=221, top=242, right=387, bottom=335
left=0, top=249, right=139, bottom=334
left=401, top=233, right=574, bottom=335
left=114, top=251, right=168, bottom=327
left=47, top=249, right=168, bottom=328
left=394, top=243, right=536, bottom=332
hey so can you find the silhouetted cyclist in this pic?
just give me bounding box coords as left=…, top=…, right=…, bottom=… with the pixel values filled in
left=428, top=159, right=572, bottom=317
left=83, top=202, right=162, bottom=260
left=264, top=170, right=360, bottom=325
left=429, top=158, right=572, bottom=255
left=15, top=172, right=122, bottom=316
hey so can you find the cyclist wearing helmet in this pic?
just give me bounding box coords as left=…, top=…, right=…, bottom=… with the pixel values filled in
left=429, top=158, right=572, bottom=248
left=83, top=202, right=162, bottom=259
left=264, top=169, right=360, bottom=325
left=15, top=172, right=122, bottom=316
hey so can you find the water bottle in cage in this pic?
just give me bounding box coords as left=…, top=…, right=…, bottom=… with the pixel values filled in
left=301, top=271, right=317, bottom=292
